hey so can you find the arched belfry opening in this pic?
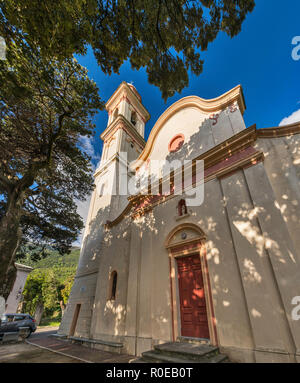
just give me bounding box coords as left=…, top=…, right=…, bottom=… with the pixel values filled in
left=113, top=108, right=119, bottom=121
left=131, top=110, right=137, bottom=126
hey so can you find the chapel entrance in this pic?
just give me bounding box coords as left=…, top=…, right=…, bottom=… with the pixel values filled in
left=177, top=254, right=210, bottom=339
left=69, top=303, right=81, bottom=337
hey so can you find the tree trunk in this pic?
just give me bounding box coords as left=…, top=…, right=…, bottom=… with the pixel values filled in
left=17, top=298, right=24, bottom=313
left=0, top=296, right=5, bottom=317
left=59, top=300, right=66, bottom=317
left=34, top=302, right=44, bottom=326
left=0, top=191, right=24, bottom=300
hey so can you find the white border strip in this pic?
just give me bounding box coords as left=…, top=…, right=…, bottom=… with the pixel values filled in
left=25, top=339, right=93, bottom=363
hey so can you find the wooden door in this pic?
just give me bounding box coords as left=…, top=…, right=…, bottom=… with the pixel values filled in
left=177, top=254, right=209, bottom=339
left=69, top=304, right=81, bottom=337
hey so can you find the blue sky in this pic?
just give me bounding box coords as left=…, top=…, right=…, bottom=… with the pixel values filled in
left=74, top=0, right=300, bottom=242
left=75, top=0, right=300, bottom=169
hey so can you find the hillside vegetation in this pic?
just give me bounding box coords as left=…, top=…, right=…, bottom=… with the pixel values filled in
left=19, top=247, right=80, bottom=326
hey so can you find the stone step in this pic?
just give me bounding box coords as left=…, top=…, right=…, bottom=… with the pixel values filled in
left=154, top=342, right=219, bottom=361
left=141, top=350, right=228, bottom=364
left=129, top=357, right=152, bottom=363
left=139, top=341, right=229, bottom=363
left=67, top=336, right=124, bottom=354
left=177, top=336, right=210, bottom=345
left=49, top=334, right=68, bottom=341
left=141, top=351, right=199, bottom=363
left=69, top=336, right=123, bottom=349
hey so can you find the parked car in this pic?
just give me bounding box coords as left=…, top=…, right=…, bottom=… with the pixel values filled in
left=0, top=313, right=37, bottom=338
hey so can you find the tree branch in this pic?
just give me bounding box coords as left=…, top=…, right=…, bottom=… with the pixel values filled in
left=0, top=173, right=14, bottom=191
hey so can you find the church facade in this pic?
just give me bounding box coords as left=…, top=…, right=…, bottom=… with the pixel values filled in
left=58, top=82, right=300, bottom=363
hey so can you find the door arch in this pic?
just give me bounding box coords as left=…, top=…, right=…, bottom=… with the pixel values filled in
left=165, top=223, right=218, bottom=345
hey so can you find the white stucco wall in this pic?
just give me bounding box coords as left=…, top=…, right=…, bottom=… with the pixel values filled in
left=5, top=264, right=33, bottom=314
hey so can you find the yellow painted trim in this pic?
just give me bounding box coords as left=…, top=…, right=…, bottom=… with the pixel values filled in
left=165, top=223, right=207, bottom=248
left=105, top=81, right=150, bottom=121
left=257, top=121, right=300, bottom=138
left=131, top=85, right=246, bottom=169
left=106, top=146, right=263, bottom=229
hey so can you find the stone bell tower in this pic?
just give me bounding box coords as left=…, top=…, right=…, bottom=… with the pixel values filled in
left=95, top=82, right=150, bottom=215
left=100, top=82, right=150, bottom=165
left=58, top=82, right=150, bottom=339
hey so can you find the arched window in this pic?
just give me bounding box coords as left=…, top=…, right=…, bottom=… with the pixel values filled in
left=178, top=199, right=187, bottom=217
left=109, top=271, right=118, bottom=301
left=131, top=111, right=137, bottom=126
left=99, top=182, right=106, bottom=197
left=113, top=108, right=119, bottom=120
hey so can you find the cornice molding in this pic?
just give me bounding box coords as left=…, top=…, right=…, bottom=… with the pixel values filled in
left=101, top=115, right=146, bottom=149
left=127, top=149, right=264, bottom=220
left=195, top=124, right=257, bottom=168
left=94, top=151, right=128, bottom=179
left=105, top=81, right=150, bottom=121
left=257, top=121, right=300, bottom=138
left=105, top=125, right=262, bottom=228
left=14, top=263, right=33, bottom=272
left=74, top=269, right=99, bottom=279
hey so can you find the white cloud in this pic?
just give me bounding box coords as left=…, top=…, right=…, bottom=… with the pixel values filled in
left=72, top=136, right=101, bottom=246
left=79, top=135, right=101, bottom=169
left=77, top=195, right=92, bottom=227
left=74, top=194, right=92, bottom=247
left=279, top=109, right=300, bottom=126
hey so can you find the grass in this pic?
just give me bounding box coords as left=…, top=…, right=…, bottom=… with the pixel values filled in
left=39, top=317, right=61, bottom=327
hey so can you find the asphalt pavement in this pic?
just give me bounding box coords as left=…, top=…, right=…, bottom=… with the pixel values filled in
left=0, top=326, right=135, bottom=363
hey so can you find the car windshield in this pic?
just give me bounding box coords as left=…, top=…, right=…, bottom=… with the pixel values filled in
left=1, top=315, right=15, bottom=322
left=1, top=314, right=20, bottom=322
left=14, top=315, right=25, bottom=321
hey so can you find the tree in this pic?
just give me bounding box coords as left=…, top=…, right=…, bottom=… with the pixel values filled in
left=0, top=42, right=102, bottom=299
left=60, top=276, right=75, bottom=316
left=0, top=0, right=256, bottom=101
left=0, top=0, right=255, bottom=298
left=21, top=248, right=78, bottom=320
left=21, top=269, right=45, bottom=317
left=22, top=268, right=75, bottom=319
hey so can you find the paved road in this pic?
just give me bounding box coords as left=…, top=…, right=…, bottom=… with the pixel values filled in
left=0, top=326, right=135, bottom=363
left=0, top=327, right=82, bottom=363
left=29, top=326, right=59, bottom=340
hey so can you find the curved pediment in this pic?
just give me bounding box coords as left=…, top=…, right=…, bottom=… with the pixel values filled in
left=165, top=223, right=206, bottom=249
left=131, top=85, right=245, bottom=171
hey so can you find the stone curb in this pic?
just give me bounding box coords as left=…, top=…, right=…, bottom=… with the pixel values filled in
left=25, top=339, right=91, bottom=363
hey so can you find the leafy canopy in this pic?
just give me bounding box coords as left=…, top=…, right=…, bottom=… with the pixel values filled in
left=0, top=0, right=255, bottom=296
left=0, top=0, right=256, bottom=101
left=21, top=248, right=79, bottom=317
left=0, top=41, right=103, bottom=254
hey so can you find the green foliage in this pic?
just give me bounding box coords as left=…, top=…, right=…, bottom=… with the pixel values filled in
left=0, top=0, right=255, bottom=296
left=21, top=247, right=79, bottom=318
left=0, top=0, right=256, bottom=101
left=39, top=318, right=61, bottom=327
left=21, top=269, right=45, bottom=315
left=0, top=38, right=102, bottom=292
left=18, top=245, right=80, bottom=268
left=61, top=276, right=75, bottom=305
left=0, top=36, right=100, bottom=295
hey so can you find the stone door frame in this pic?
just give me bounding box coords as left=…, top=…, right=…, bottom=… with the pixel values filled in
left=165, top=223, right=218, bottom=345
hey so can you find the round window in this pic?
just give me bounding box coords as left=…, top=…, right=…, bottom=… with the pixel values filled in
left=168, top=134, right=185, bottom=153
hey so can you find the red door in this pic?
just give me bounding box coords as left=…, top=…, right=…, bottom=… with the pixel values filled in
left=177, top=254, right=210, bottom=339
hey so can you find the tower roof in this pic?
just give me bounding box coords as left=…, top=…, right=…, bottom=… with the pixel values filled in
left=127, top=83, right=142, bottom=102
left=105, top=81, right=150, bottom=122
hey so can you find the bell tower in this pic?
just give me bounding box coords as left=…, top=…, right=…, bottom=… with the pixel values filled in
left=58, top=82, right=150, bottom=339
left=99, top=82, right=150, bottom=166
